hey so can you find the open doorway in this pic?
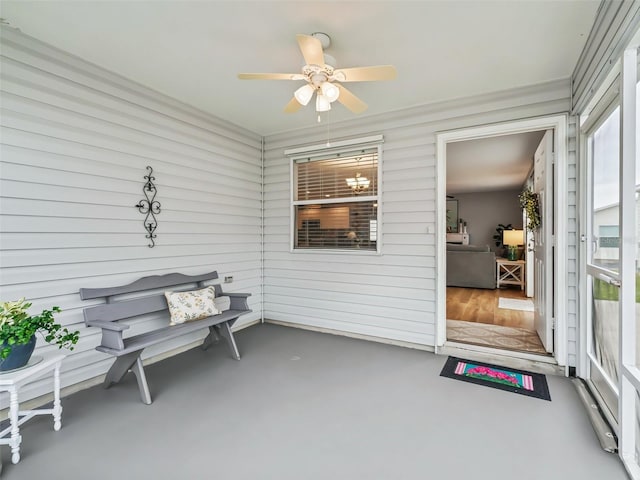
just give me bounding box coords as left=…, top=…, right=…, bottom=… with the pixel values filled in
left=445, top=130, right=546, bottom=355
left=435, top=115, right=569, bottom=367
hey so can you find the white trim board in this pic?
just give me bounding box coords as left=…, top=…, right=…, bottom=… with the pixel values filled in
left=265, top=319, right=436, bottom=352
left=440, top=342, right=564, bottom=376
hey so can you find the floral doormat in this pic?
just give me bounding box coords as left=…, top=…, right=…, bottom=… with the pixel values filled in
left=440, top=357, right=551, bottom=401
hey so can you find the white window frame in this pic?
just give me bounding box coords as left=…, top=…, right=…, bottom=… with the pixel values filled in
left=285, top=135, right=384, bottom=254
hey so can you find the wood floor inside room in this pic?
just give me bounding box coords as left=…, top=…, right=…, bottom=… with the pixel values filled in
left=446, top=286, right=533, bottom=329
left=446, top=287, right=547, bottom=355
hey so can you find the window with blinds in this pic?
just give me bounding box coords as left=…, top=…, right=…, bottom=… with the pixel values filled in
left=292, top=147, right=380, bottom=251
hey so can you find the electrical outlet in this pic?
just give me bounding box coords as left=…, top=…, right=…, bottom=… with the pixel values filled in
left=224, top=276, right=233, bottom=283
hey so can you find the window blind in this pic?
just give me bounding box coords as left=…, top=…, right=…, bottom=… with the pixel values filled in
left=294, top=149, right=378, bottom=201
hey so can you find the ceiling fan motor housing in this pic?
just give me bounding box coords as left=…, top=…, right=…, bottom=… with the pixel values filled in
left=303, top=64, right=334, bottom=82
left=310, top=73, right=327, bottom=87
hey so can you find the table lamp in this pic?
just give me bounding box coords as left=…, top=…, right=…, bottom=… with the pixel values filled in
left=503, top=229, right=524, bottom=261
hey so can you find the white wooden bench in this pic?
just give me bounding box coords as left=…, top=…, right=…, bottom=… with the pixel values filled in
left=79, top=271, right=251, bottom=404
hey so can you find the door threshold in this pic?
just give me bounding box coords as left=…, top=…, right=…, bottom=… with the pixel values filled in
left=439, top=341, right=565, bottom=376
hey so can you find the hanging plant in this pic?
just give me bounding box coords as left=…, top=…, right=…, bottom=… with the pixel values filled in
left=519, top=188, right=541, bottom=230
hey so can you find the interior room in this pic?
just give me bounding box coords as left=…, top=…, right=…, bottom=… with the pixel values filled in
left=444, top=131, right=547, bottom=355
left=0, top=2, right=639, bottom=479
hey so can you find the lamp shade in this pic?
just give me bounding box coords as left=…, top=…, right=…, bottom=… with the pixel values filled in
left=503, top=229, right=524, bottom=246
left=294, top=84, right=314, bottom=106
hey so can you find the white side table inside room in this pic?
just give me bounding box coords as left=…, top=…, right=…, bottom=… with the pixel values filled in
left=496, top=258, right=526, bottom=290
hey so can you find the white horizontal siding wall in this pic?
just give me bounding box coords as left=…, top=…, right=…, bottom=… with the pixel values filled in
left=264, top=79, right=577, bottom=358
left=0, top=27, right=263, bottom=403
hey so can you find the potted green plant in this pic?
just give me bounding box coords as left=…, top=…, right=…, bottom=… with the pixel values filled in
left=492, top=223, right=513, bottom=253
left=0, top=298, right=80, bottom=371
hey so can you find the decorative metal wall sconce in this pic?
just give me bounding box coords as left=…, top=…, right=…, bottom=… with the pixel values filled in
left=135, top=166, right=161, bottom=247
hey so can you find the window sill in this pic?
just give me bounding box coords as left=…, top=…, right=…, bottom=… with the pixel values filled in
left=290, top=248, right=381, bottom=256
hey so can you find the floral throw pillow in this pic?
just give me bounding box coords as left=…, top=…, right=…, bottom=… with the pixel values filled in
left=165, top=286, right=220, bottom=326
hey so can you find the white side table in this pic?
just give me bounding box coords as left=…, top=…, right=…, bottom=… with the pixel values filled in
left=496, top=258, right=526, bottom=290
left=0, top=352, right=64, bottom=465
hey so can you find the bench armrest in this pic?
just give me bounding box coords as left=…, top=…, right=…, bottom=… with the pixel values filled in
left=226, top=292, right=251, bottom=311
left=87, top=320, right=128, bottom=350
left=87, top=320, right=130, bottom=332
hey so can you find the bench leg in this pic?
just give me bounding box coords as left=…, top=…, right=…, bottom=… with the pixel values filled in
left=104, top=351, right=152, bottom=404
left=215, top=322, right=241, bottom=360
left=131, top=357, right=152, bottom=405
left=104, top=352, right=140, bottom=389
left=201, top=326, right=220, bottom=351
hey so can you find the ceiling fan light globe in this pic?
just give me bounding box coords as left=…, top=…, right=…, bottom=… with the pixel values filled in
left=321, top=82, right=340, bottom=102
left=294, top=84, right=314, bottom=106
left=316, top=94, right=331, bottom=112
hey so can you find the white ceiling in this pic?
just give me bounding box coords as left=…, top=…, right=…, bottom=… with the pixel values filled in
left=2, top=0, right=599, bottom=137
left=446, top=130, right=545, bottom=194
left=1, top=1, right=598, bottom=193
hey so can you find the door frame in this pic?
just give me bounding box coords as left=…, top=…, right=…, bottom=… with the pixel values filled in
left=435, top=114, right=569, bottom=368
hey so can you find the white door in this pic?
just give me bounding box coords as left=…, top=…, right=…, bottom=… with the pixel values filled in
left=533, top=130, right=554, bottom=352
left=577, top=42, right=640, bottom=478
left=585, top=104, right=621, bottom=424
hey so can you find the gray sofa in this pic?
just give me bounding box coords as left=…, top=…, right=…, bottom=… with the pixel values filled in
left=446, top=243, right=496, bottom=289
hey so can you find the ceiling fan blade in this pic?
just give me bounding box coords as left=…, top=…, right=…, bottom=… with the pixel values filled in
left=238, top=73, right=304, bottom=80
left=333, top=65, right=397, bottom=82
left=335, top=84, right=368, bottom=114
left=284, top=97, right=302, bottom=113
left=296, top=34, right=325, bottom=66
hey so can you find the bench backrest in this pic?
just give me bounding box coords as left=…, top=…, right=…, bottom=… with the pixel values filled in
left=79, top=271, right=222, bottom=324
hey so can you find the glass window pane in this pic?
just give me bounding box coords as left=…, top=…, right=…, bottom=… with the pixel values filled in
left=592, top=277, right=620, bottom=385
left=295, top=202, right=377, bottom=250
left=295, top=150, right=377, bottom=201
left=293, top=145, right=380, bottom=251
left=592, top=107, right=620, bottom=271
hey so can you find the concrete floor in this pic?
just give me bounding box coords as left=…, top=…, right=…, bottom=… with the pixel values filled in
left=1, top=323, right=628, bottom=480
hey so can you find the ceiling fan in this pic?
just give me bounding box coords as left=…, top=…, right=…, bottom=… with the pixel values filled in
left=238, top=33, right=397, bottom=114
